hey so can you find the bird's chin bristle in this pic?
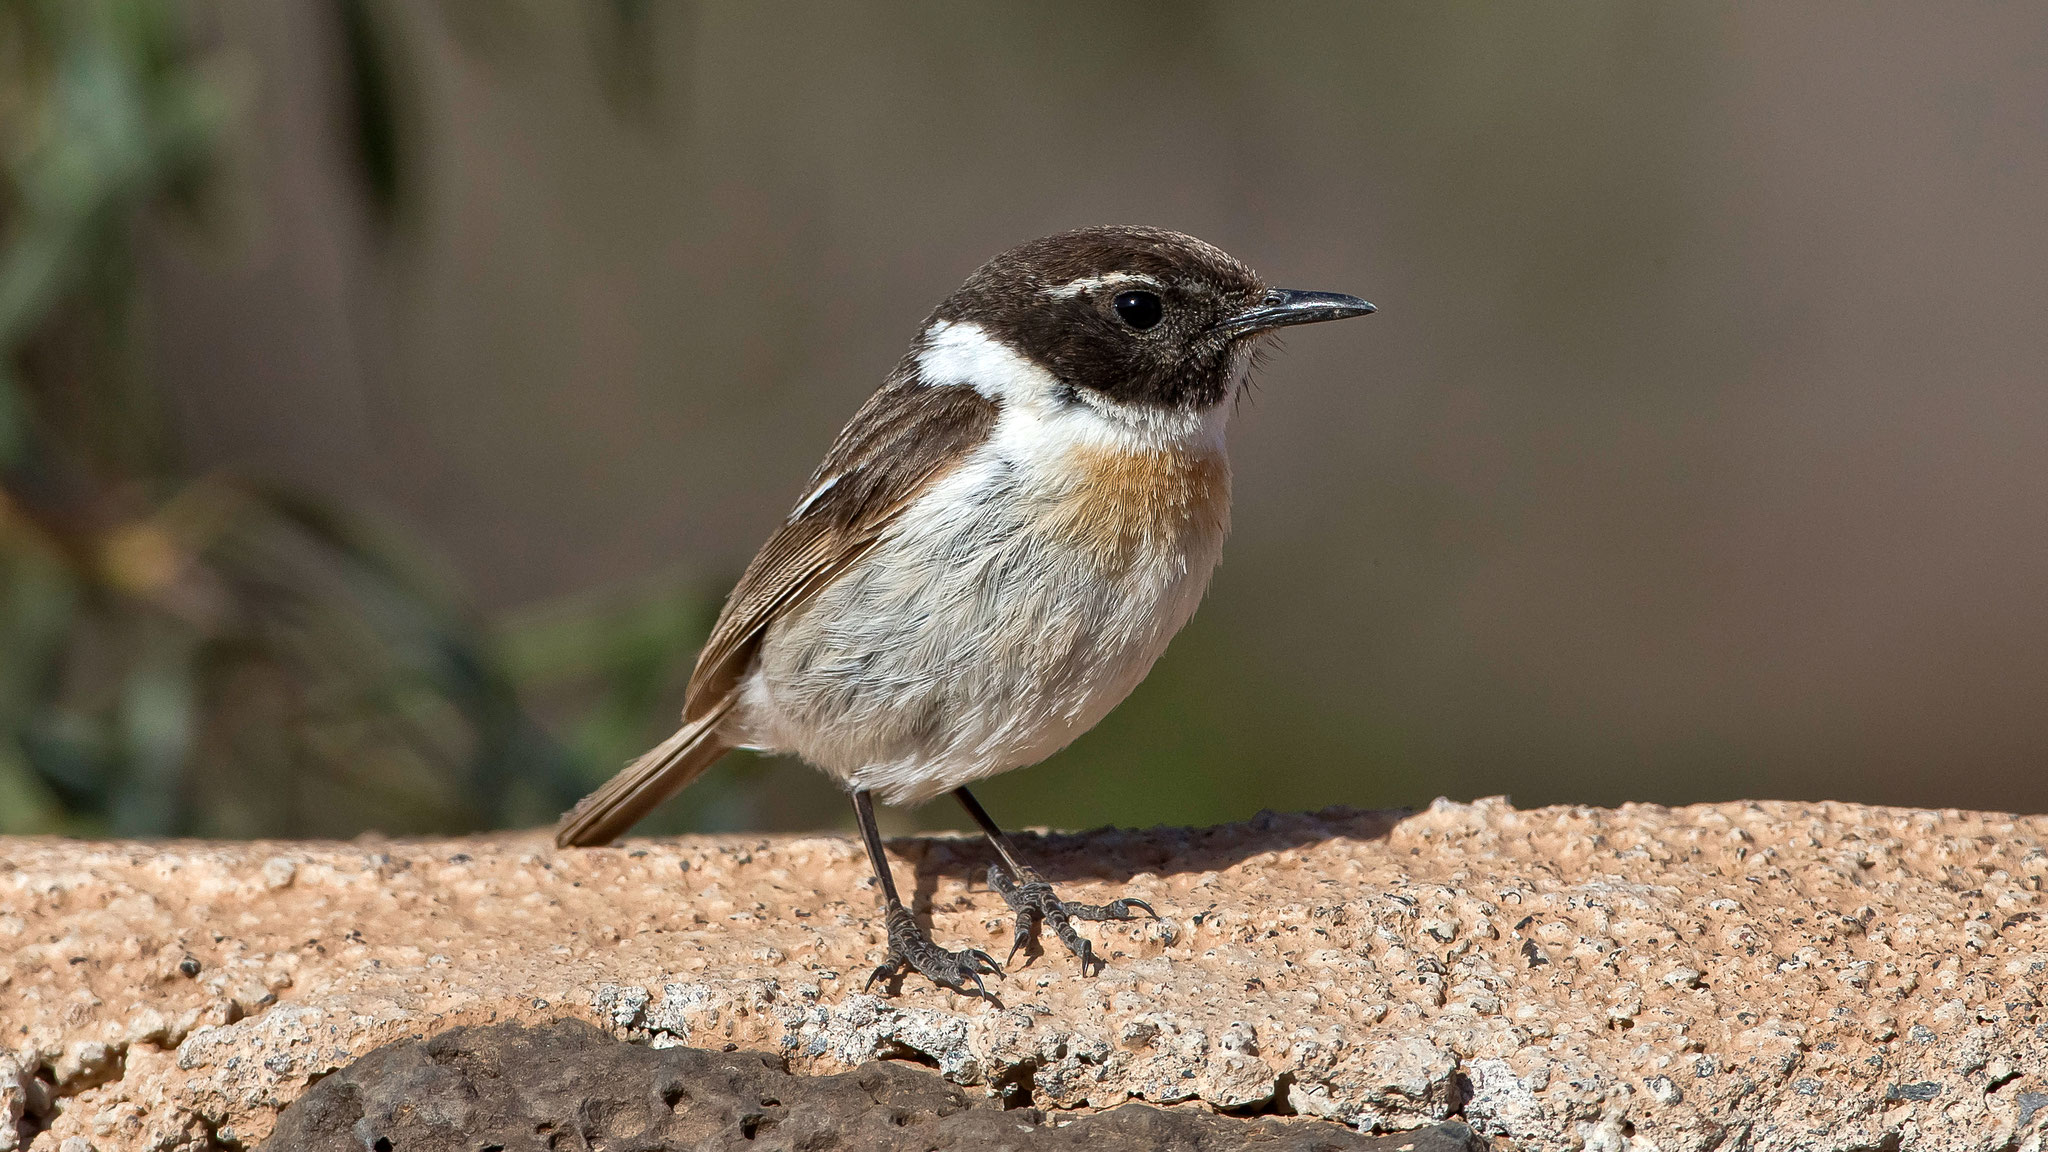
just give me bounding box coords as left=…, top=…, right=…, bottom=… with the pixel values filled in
left=1244, top=338, right=1277, bottom=375
left=1231, top=341, right=1276, bottom=413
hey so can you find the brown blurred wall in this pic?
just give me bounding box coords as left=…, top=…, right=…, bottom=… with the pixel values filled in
left=142, top=2, right=2048, bottom=825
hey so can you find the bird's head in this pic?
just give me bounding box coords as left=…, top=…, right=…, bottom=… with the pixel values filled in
left=921, top=225, right=1373, bottom=412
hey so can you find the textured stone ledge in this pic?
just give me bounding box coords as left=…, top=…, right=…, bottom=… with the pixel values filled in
left=4, top=799, right=2047, bottom=1151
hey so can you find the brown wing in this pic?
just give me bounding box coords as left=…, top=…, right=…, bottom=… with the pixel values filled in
left=681, top=381, right=998, bottom=720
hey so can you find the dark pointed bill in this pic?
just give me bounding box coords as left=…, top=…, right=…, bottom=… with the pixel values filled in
left=1217, top=289, right=1377, bottom=337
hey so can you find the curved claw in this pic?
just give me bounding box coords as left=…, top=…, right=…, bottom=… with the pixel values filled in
left=864, top=958, right=904, bottom=995
left=994, top=868, right=1044, bottom=966
left=1004, top=922, right=1036, bottom=967
left=956, top=947, right=1003, bottom=981
left=872, top=901, right=1004, bottom=1004
left=934, top=952, right=1003, bottom=1005
left=1067, top=897, right=1157, bottom=922
left=988, top=867, right=1159, bottom=976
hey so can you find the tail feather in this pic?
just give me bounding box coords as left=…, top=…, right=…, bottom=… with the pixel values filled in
left=554, top=697, right=736, bottom=847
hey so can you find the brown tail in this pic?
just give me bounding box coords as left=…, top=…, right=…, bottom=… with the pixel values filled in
left=554, top=697, right=736, bottom=847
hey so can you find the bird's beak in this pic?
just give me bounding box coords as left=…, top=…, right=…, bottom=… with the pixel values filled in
left=1217, top=289, right=1376, bottom=337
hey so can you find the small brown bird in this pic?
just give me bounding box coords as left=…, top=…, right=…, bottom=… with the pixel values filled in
left=557, top=227, right=1373, bottom=998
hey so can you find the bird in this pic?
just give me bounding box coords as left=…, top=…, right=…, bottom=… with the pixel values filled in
left=556, top=226, right=1374, bottom=999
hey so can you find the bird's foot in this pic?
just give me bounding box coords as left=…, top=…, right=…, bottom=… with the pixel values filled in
left=987, top=865, right=1157, bottom=976
left=864, top=900, right=1003, bottom=1003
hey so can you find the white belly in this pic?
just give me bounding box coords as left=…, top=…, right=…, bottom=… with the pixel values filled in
left=731, top=437, right=1230, bottom=807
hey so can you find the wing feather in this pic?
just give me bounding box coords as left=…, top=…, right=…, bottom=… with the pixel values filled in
left=682, top=381, right=998, bottom=720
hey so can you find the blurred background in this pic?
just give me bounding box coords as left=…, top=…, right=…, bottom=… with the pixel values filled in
left=5, top=1, right=2047, bottom=841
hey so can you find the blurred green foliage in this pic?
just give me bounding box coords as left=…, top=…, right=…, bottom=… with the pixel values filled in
left=0, top=0, right=587, bottom=837
left=0, top=0, right=222, bottom=467
left=499, top=580, right=787, bottom=835
left=0, top=0, right=790, bottom=840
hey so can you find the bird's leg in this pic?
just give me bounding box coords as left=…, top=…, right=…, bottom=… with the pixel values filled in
left=953, top=788, right=1157, bottom=976
left=853, top=789, right=1002, bottom=1002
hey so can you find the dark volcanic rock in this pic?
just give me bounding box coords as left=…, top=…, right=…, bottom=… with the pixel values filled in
left=261, top=1018, right=1486, bottom=1152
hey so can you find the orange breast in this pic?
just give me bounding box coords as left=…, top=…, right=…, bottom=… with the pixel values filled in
left=1043, top=446, right=1231, bottom=573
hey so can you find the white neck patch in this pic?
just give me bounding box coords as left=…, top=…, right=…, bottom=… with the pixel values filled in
left=915, top=319, right=1230, bottom=456
left=917, top=319, right=1059, bottom=405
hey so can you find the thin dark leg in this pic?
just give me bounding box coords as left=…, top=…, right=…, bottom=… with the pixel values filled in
left=854, top=789, right=1001, bottom=1001
left=853, top=790, right=906, bottom=904
left=953, top=786, right=1032, bottom=875
left=953, top=787, right=1157, bottom=975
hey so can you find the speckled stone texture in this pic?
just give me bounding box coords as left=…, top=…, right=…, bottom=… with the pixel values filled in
left=4, top=799, right=2048, bottom=1151
left=260, top=1017, right=1486, bottom=1151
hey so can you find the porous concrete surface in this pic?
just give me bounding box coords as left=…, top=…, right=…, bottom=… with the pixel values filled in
left=4, top=799, right=2048, bottom=1151
left=262, top=1017, right=1486, bottom=1151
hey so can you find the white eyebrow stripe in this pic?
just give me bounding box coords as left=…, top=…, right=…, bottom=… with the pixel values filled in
left=1044, top=272, right=1162, bottom=299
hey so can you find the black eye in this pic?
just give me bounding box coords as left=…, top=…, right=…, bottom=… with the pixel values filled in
left=1112, top=290, right=1164, bottom=330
